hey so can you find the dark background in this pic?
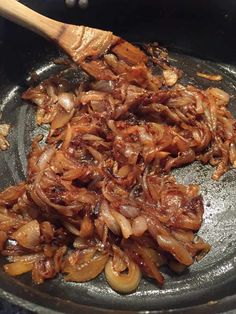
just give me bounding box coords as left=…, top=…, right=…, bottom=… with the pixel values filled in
left=0, top=0, right=235, bottom=64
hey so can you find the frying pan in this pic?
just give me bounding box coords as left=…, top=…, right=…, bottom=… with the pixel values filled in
left=0, top=0, right=235, bottom=313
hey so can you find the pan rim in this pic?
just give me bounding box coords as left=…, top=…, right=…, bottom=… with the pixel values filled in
left=0, top=285, right=236, bottom=313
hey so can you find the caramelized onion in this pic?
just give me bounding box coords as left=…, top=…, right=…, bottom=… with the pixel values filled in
left=2, top=38, right=234, bottom=293
left=105, top=258, right=141, bottom=293
left=168, top=260, right=187, bottom=273
left=0, top=124, right=10, bottom=151
left=51, top=108, right=74, bottom=129
left=229, top=142, right=236, bottom=167
left=10, top=253, right=44, bottom=263
left=0, top=124, right=10, bottom=136
left=0, top=183, right=26, bottom=206
left=12, top=220, right=40, bottom=250
left=64, top=253, right=108, bottom=282
left=163, top=69, right=178, bottom=86
left=4, top=261, right=34, bottom=276
left=156, top=234, right=193, bottom=266
left=63, top=221, right=80, bottom=236
left=37, top=147, right=56, bottom=171
left=100, top=200, right=121, bottom=235
left=111, top=209, right=132, bottom=239
left=207, top=87, right=229, bottom=104
left=91, top=80, right=115, bottom=93
left=119, top=205, right=140, bottom=218
left=58, top=92, right=75, bottom=112
left=0, top=231, right=7, bottom=251
left=132, top=216, right=148, bottom=236
left=112, top=245, right=127, bottom=272
left=136, top=246, right=164, bottom=284
left=197, top=72, right=222, bottom=81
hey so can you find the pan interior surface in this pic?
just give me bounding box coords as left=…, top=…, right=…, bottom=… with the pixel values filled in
left=0, top=42, right=235, bottom=313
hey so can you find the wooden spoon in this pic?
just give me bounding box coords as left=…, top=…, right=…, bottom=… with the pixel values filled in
left=0, top=0, right=121, bottom=64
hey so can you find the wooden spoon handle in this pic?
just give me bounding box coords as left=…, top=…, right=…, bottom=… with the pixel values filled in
left=0, top=0, right=62, bottom=39
left=0, top=0, right=119, bottom=64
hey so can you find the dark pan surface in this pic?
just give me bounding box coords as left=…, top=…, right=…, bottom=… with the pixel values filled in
left=0, top=36, right=235, bottom=313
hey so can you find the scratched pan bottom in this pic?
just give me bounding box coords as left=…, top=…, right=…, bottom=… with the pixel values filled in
left=0, top=42, right=235, bottom=313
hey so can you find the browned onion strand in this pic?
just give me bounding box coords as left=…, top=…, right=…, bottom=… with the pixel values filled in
left=0, top=41, right=235, bottom=293
left=0, top=124, right=10, bottom=151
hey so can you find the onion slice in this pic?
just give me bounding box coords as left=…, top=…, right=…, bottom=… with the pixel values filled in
left=197, top=72, right=222, bottom=81
left=12, top=220, right=40, bottom=249
left=111, top=209, right=132, bottom=239
left=64, top=253, right=108, bottom=282
left=156, top=234, right=193, bottom=266
left=58, top=92, right=75, bottom=112
left=105, top=258, right=141, bottom=293
left=100, top=200, right=121, bottom=235
left=4, top=261, right=34, bottom=276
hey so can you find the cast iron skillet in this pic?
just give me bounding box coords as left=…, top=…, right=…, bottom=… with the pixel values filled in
left=0, top=1, right=235, bottom=313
